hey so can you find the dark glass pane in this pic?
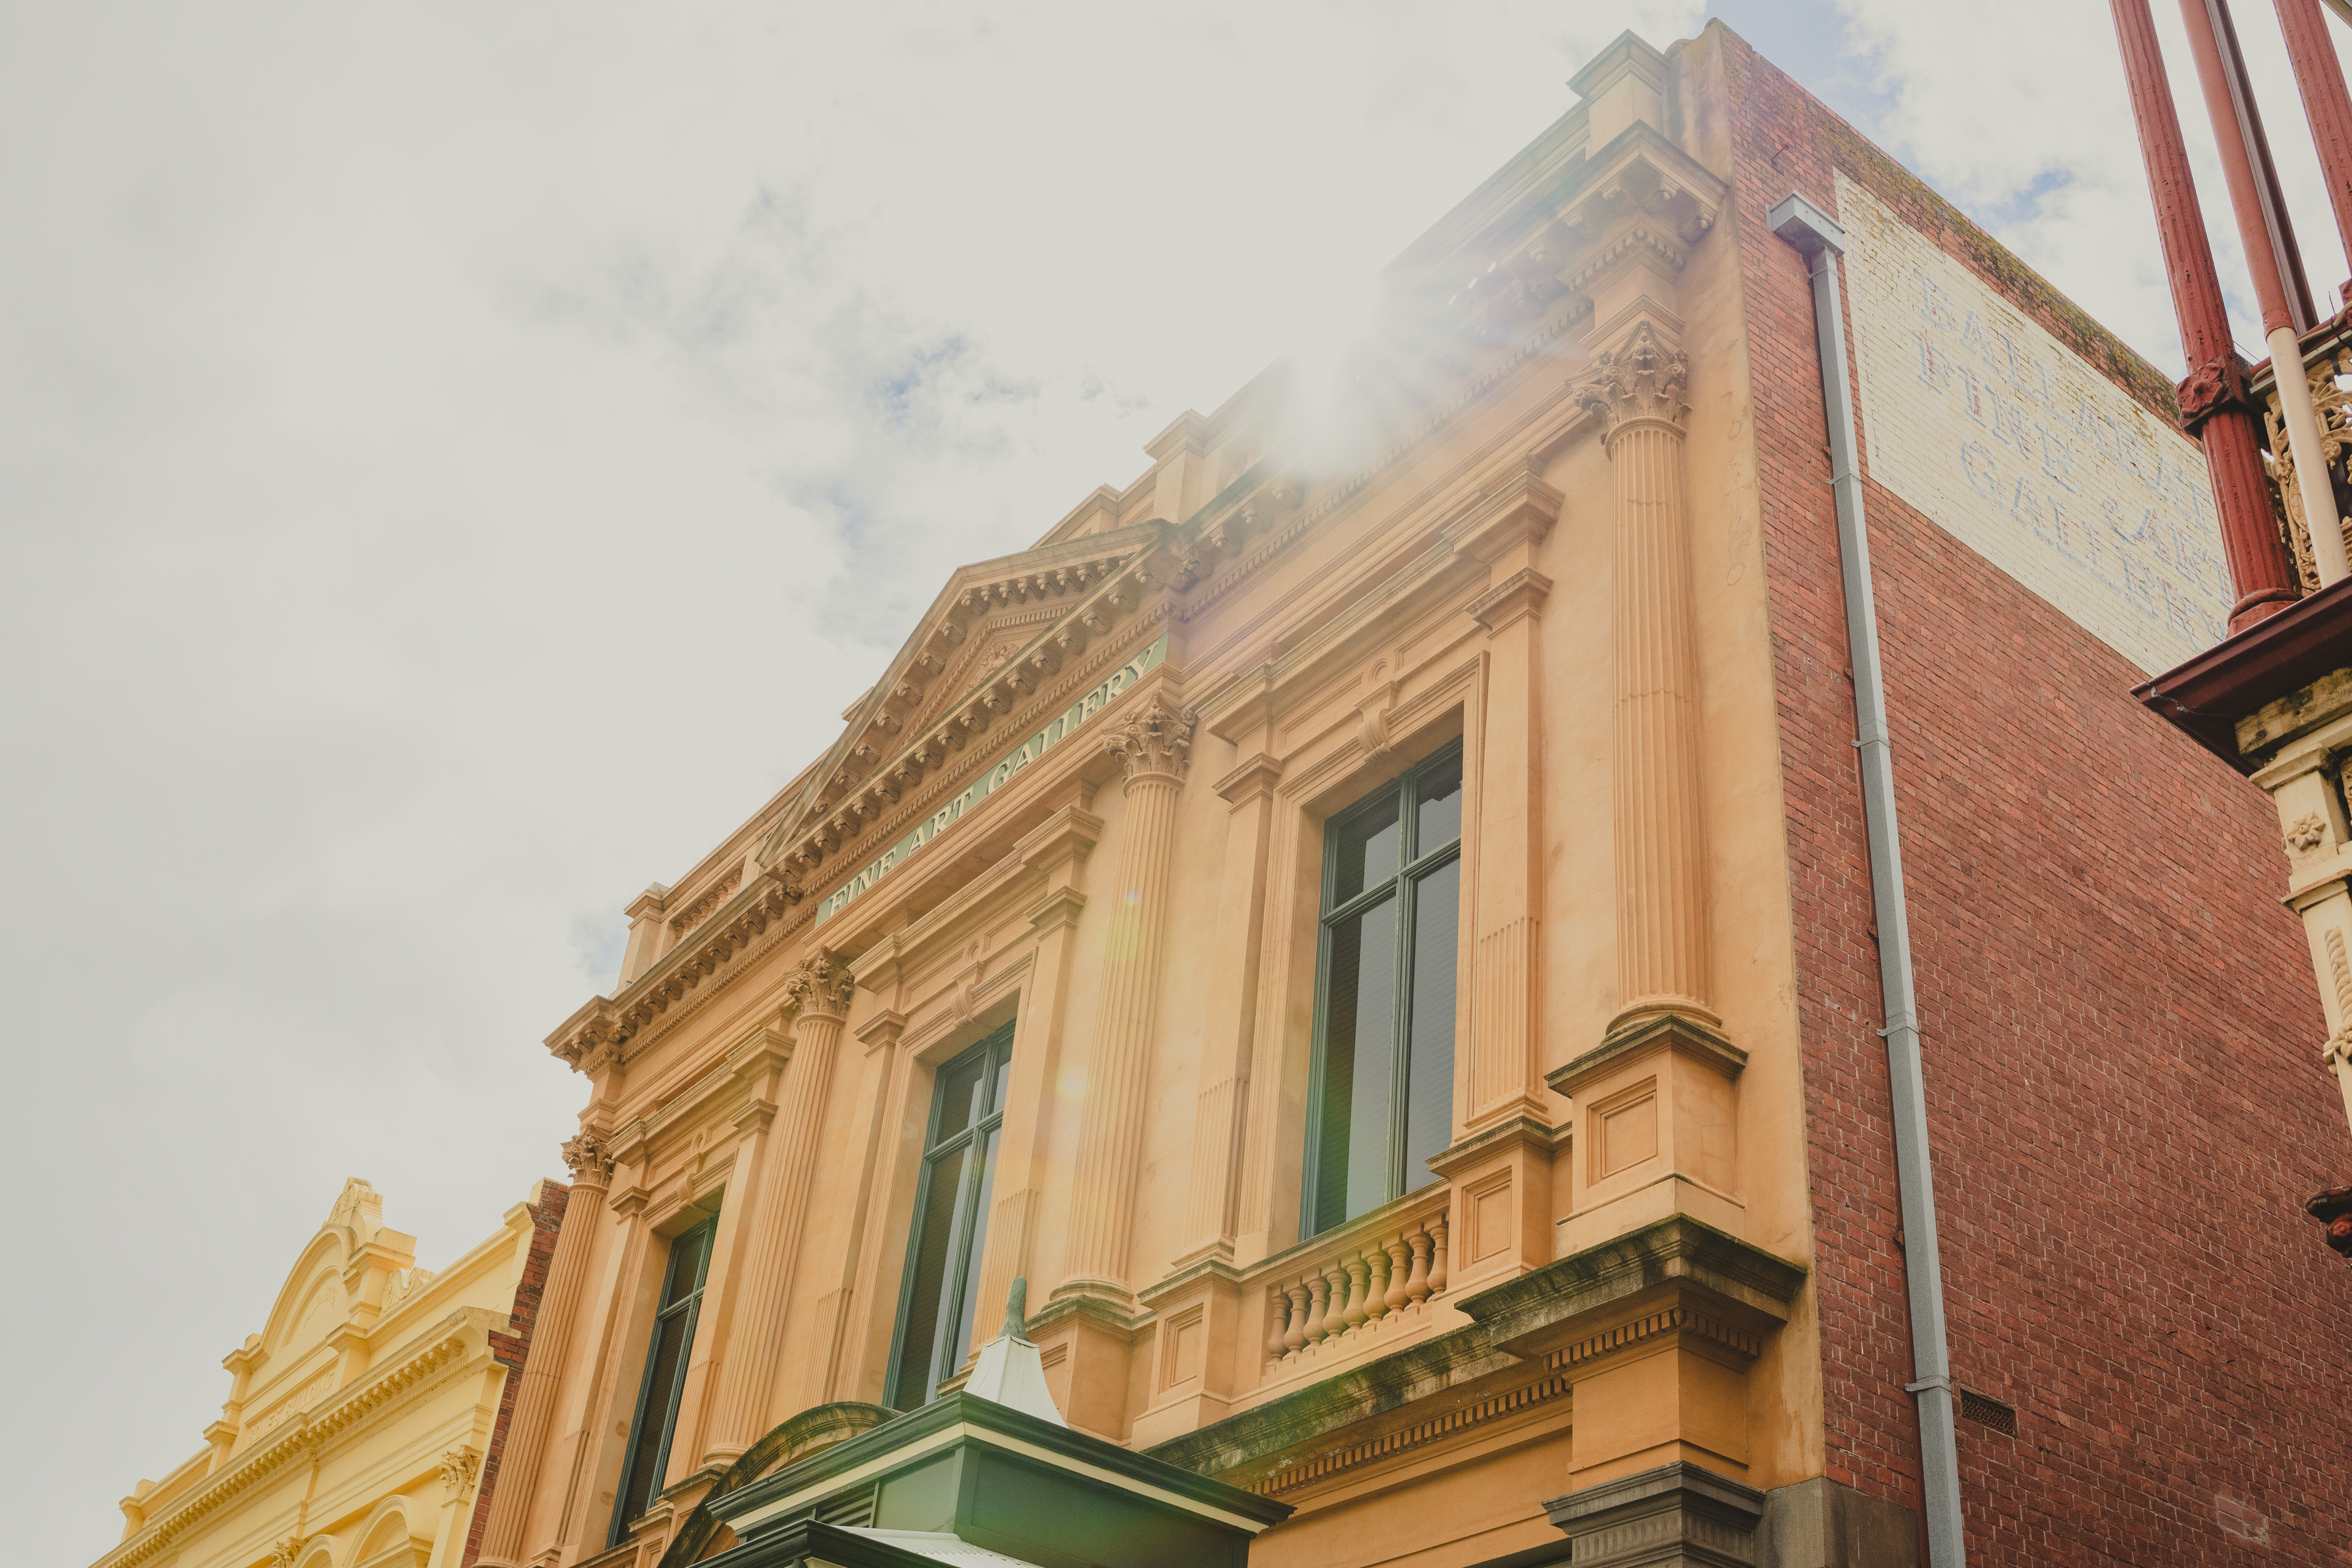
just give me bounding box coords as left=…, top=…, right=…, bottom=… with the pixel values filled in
left=932, top=1052, right=988, bottom=1144
left=1329, top=790, right=1402, bottom=906
left=891, top=1143, right=970, bottom=1410
left=991, top=1048, right=1013, bottom=1118
left=946, top=1125, right=1001, bottom=1376
left=1414, top=750, right=1464, bottom=858
left=1402, top=858, right=1461, bottom=1192
left=661, top=1224, right=710, bottom=1308
left=1313, top=894, right=1398, bottom=1232
left=620, top=1310, right=690, bottom=1521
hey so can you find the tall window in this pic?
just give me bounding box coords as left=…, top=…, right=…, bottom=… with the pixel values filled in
left=1304, top=743, right=1464, bottom=1239
left=612, top=1217, right=715, bottom=1541
left=887, top=1023, right=1014, bottom=1410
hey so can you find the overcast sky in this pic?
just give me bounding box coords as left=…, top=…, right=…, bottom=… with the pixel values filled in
left=7, top=3, right=2345, bottom=1561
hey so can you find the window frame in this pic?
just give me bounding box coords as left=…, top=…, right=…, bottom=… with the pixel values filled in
left=1299, top=740, right=1466, bottom=1241
left=610, top=1214, right=716, bottom=1544
left=882, top=1021, right=1016, bottom=1411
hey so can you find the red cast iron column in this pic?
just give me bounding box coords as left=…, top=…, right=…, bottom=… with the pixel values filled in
left=2110, top=0, right=2301, bottom=626
left=2273, top=0, right=2352, bottom=274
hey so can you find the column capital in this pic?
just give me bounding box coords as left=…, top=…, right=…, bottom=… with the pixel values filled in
left=559, top=1130, right=615, bottom=1186
left=438, top=1446, right=482, bottom=1505
left=1104, top=693, right=1197, bottom=788
left=782, top=946, right=856, bottom=1021
left=1572, top=320, right=1689, bottom=446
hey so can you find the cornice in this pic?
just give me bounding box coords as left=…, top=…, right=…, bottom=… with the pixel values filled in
left=96, top=1319, right=494, bottom=1568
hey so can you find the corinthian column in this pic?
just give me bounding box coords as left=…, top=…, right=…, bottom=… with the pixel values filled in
left=471, top=1131, right=612, bottom=1568
left=700, top=949, right=854, bottom=1463
left=1055, top=694, right=1194, bottom=1304
left=1575, top=323, right=1716, bottom=1032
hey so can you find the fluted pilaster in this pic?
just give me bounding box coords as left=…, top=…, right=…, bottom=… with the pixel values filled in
left=1575, top=323, right=1716, bottom=1027
left=1057, top=695, right=1193, bottom=1300
left=470, top=1133, right=612, bottom=1568
left=700, top=949, right=854, bottom=1461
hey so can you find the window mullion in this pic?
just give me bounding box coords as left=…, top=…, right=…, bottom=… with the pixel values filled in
left=1391, top=851, right=1419, bottom=1202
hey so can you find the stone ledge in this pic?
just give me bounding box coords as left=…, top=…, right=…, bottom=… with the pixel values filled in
left=1144, top=1216, right=1804, bottom=1483
left=1543, top=1462, right=1766, bottom=1568
left=1462, top=1215, right=1805, bottom=1353
left=1141, top=1317, right=1519, bottom=1480
left=1548, top=1011, right=1747, bottom=1099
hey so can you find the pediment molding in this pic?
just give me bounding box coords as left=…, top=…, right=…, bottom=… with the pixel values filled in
left=546, top=124, right=1730, bottom=1080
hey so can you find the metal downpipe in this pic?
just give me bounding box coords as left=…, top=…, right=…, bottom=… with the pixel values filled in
left=1767, top=190, right=1967, bottom=1568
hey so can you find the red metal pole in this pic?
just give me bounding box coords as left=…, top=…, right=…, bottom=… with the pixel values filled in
left=2273, top=0, right=2352, bottom=280
left=2111, top=0, right=2301, bottom=626
left=2182, top=0, right=2318, bottom=330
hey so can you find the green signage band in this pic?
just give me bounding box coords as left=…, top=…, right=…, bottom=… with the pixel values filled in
left=813, top=633, right=1168, bottom=926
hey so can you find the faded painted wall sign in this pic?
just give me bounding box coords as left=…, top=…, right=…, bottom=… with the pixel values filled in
left=813, top=633, right=1168, bottom=925
left=1837, top=174, right=2230, bottom=674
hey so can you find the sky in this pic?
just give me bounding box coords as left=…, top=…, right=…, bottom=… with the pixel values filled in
left=5, top=2, right=2346, bottom=1561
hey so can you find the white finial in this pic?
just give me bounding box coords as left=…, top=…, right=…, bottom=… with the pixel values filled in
left=960, top=1277, right=1065, bottom=1425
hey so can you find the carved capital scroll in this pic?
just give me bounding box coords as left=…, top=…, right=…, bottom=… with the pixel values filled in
left=1103, top=694, right=1196, bottom=787
left=1571, top=321, right=1689, bottom=446
left=781, top=946, right=856, bottom=1021
left=438, top=1446, right=482, bottom=1504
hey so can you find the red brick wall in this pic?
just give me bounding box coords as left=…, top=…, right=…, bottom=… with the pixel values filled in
left=1715, top=24, right=2352, bottom=1565
left=464, top=1177, right=571, bottom=1568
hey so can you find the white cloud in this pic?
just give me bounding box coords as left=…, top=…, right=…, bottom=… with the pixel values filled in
left=10, top=2, right=2345, bottom=1560
left=1835, top=0, right=2352, bottom=368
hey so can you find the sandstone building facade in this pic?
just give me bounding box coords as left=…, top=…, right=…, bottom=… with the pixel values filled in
left=94, top=1178, right=567, bottom=1568
left=450, top=22, right=2346, bottom=1568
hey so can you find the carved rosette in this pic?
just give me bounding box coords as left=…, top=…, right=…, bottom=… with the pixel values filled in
left=781, top=946, right=856, bottom=1021
left=438, top=1446, right=482, bottom=1503
left=1571, top=322, right=1690, bottom=448
left=559, top=1130, right=614, bottom=1186
left=1103, top=694, right=1196, bottom=788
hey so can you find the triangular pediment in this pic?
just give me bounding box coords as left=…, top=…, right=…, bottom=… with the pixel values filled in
left=756, top=520, right=1181, bottom=883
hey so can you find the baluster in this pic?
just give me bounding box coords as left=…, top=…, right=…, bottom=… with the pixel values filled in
left=1364, top=1245, right=1391, bottom=1322
left=1428, top=1214, right=1449, bottom=1297
left=1404, top=1227, right=1432, bottom=1304
left=1322, top=1264, right=1349, bottom=1340
left=1266, top=1286, right=1290, bottom=1363
left=1303, top=1271, right=1332, bottom=1345
left=1342, top=1256, right=1370, bottom=1331
left=1283, top=1282, right=1310, bottom=1355
left=1384, top=1238, right=1412, bottom=1313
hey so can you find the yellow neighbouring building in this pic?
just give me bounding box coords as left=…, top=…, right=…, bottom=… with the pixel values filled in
left=94, top=1178, right=566, bottom=1568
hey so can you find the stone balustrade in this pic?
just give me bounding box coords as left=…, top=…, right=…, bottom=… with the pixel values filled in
left=1256, top=1194, right=1450, bottom=1372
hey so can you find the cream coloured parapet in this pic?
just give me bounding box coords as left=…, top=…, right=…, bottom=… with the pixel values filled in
left=507, top=24, right=1826, bottom=1568
left=91, top=1178, right=553, bottom=1568
left=2240, top=669, right=2352, bottom=1137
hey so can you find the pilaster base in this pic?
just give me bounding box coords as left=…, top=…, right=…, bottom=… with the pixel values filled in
left=1543, top=1462, right=1765, bottom=1568
left=1755, top=1478, right=1919, bottom=1568
left=1022, top=1292, right=1143, bottom=1441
